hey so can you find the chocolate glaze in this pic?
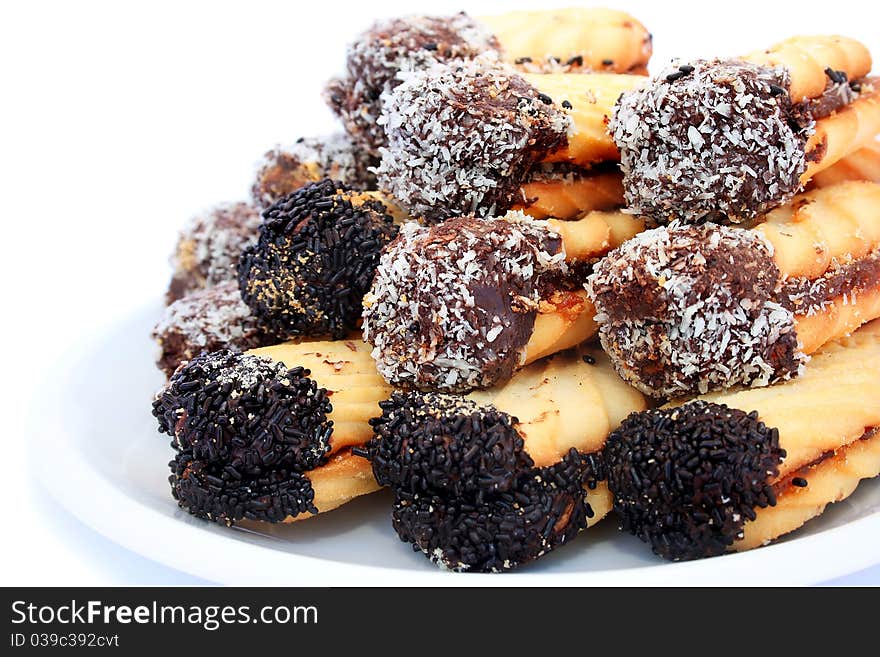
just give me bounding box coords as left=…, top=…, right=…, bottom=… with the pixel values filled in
left=250, top=135, right=377, bottom=210
left=167, top=202, right=261, bottom=304
left=781, top=249, right=880, bottom=316
left=325, top=13, right=499, bottom=156
left=587, top=223, right=804, bottom=397
left=604, top=401, right=785, bottom=561
left=803, top=79, right=859, bottom=120
left=363, top=214, right=565, bottom=392
left=611, top=59, right=812, bottom=226
left=376, top=56, right=572, bottom=222
left=153, top=281, right=271, bottom=378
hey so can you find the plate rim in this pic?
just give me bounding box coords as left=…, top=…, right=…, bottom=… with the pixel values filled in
left=30, top=302, right=880, bottom=586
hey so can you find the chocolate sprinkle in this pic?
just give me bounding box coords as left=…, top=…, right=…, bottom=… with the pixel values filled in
left=366, top=392, right=533, bottom=497
left=324, top=13, right=499, bottom=156
left=153, top=350, right=334, bottom=524
left=586, top=223, right=805, bottom=397
left=604, top=401, right=785, bottom=561
left=391, top=449, right=599, bottom=572
left=362, top=213, right=565, bottom=392
left=250, top=134, right=377, bottom=210
left=611, top=59, right=813, bottom=225
left=376, top=54, right=572, bottom=222
left=169, top=451, right=316, bottom=525
left=154, top=350, right=333, bottom=471
left=238, top=179, right=398, bottom=339
left=363, top=389, right=603, bottom=571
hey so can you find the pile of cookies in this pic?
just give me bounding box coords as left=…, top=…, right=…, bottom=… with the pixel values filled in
left=151, top=7, right=880, bottom=572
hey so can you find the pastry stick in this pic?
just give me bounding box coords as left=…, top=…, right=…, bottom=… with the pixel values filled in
left=363, top=212, right=644, bottom=393
left=611, top=36, right=875, bottom=225
left=286, top=450, right=381, bottom=521
left=587, top=180, right=880, bottom=398
left=363, top=342, right=646, bottom=572
left=247, top=338, right=392, bottom=455
left=161, top=205, right=640, bottom=384
left=802, top=82, right=880, bottom=182
left=377, top=55, right=644, bottom=221
left=153, top=347, right=384, bottom=526
left=743, top=35, right=871, bottom=102
left=154, top=337, right=646, bottom=531
left=325, top=10, right=652, bottom=156
left=481, top=7, right=652, bottom=74
left=513, top=167, right=625, bottom=220
left=605, top=320, right=880, bottom=560
left=811, top=139, right=880, bottom=187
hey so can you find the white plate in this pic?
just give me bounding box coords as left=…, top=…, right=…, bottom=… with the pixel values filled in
left=31, top=301, right=880, bottom=585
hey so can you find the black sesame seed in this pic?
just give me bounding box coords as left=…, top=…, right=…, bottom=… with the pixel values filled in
left=537, top=92, right=553, bottom=105
left=581, top=354, right=596, bottom=365
left=791, top=477, right=808, bottom=488
left=423, top=42, right=437, bottom=51
left=567, top=55, right=584, bottom=67
left=678, top=64, right=694, bottom=74
left=561, top=100, right=573, bottom=110
left=665, top=70, right=686, bottom=82
left=602, top=58, right=614, bottom=66
left=769, top=84, right=787, bottom=97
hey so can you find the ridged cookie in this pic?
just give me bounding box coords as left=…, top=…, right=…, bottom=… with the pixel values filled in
left=743, top=35, right=871, bottom=102
left=605, top=320, right=880, bottom=560
left=481, top=7, right=652, bottom=74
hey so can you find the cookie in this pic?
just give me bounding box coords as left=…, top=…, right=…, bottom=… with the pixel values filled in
left=605, top=320, right=880, bottom=560
left=376, top=55, right=643, bottom=221
left=587, top=181, right=880, bottom=397
left=610, top=37, right=875, bottom=225
left=166, top=202, right=260, bottom=304
left=361, top=343, right=646, bottom=571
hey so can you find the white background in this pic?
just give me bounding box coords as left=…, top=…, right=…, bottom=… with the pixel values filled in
left=2, top=0, right=879, bottom=585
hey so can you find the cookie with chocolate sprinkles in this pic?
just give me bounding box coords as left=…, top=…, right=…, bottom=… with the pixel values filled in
left=366, top=391, right=533, bottom=497
left=325, top=13, right=499, bottom=156
left=169, top=451, right=317, bottom=525
left=586, top=223, right=806, bottom=397
left=238, top=178, right=398, bottom=339
left=167, top=202, right=261, bottom=304
left=251, top=134, right=378, bottom=210
left=153, top=350, right=333, bottom=477
left=610, top=59, right=813, bottom=225
left=604, top=402, right=785, bottom=561
left=376, top=54, right=572, bottom=222
left=152, top=281, right=271, bottom=378
left=391, top=449, right=597, bottom=572
left=362, top=212, right=566, bottom=393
